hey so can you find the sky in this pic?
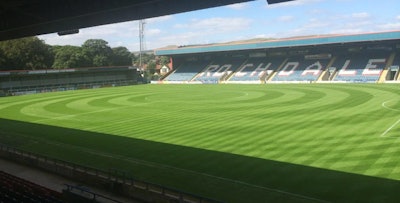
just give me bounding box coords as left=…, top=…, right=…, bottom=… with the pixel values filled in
left=38, top=0, right=400, bottom=52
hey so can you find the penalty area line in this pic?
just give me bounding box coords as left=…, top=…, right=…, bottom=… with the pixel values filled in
left=381, top=100, right=400, bottom=138
left=380, top=118, right=400, bottom=138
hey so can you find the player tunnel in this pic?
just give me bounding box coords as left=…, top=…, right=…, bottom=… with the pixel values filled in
left=387, top=65, right=399, bottom=81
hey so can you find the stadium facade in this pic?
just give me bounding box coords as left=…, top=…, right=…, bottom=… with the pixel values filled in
left=154, top=31, right=400, bottom=84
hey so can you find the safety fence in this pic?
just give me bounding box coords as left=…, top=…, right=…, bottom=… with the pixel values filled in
left=0, top=144, right=222, bottom=203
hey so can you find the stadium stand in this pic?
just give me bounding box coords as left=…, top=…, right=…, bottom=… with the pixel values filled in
left=164, top=60, right=210, bottom=82
left=272, top=56, right=330, bottom=82
left=159, top=49, right=399, bottom=84
left=194, top=57, right=246, bottom=83
left=156, top=31, right=400, bottom=84
left=332, top=51, right=390, bottom=83
left=0, top=66, right=137, bottom=96
left=0, top=170, right=64, bottom=203
left=227, top=57, right=283, bottom=83
left=160, top=50, right=400, bottom=84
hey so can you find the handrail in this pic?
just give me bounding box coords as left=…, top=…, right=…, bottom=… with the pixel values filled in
left=0, top=144, right=223, bottom=203
left=63, top=183, right=123, bottom=203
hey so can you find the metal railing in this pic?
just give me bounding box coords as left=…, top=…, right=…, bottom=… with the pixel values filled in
left=0, top=144, right=222, bottom=203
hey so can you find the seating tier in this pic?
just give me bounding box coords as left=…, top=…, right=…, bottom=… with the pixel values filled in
left=333, top=52, right=389, bottom=82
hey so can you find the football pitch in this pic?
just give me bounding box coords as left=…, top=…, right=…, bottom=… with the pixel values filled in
left=1, top=84, right=400, bottom=202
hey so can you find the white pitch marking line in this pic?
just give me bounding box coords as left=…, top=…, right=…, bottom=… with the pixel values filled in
left=382, top=100, right=400, bottom=112
left=381, top=100, right=400, bottom=137
left=381, top=118, right=400, bottom=137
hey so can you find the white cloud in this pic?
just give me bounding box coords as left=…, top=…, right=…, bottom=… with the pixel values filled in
left=308, top=9, right=325, bottom=15
left=253, top=33, right=278, bottom=38
left=267, top=0, right=324, bottom=8
left=376, top=15, right=400, bottom=30
left=275, top=11, right=380, bottom=38
left=343, top=20, right=372, bottom=28
left=157, top=32, right=205, bottom=46
left=278, top=15, right=294, bottom=22
left=36, top=0, right=400, bottom=51
left=352, top=12, right=370, bottom=19
left=38, top=15, right=169, bottom=51
left=329, top=28, right=364, bottom=34
left=226, top=2, right=249, bottom=10
left=146, top=28, right=162, bottom=36
left=155, top=17, right=253, bottom=47
left=288, top=18, right=331, bottom=36
left=377, top=23, right=400, bottom=30
left=39, top=20, right=139, bottom=48
left=39, top=34, right=82, bottom=47
left=174, top=17, right=252, bottom=33
left=85, top=21, right=139, bottom=38
left=147, top=15, right=173, bottom=23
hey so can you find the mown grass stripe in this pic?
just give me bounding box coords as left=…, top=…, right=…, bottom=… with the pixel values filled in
left=1, top=84, right=400, bottom=202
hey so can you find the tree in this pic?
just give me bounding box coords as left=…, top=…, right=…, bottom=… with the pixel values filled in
left=93, top=55, right=109, bottom=67
left=111, top=46, right=132, bottom=66
left=52, top=45, right=91, bottom=69
left=82, top=39, right=113, bottom=67
left=146, top=61, right=157, bottom=74
left=142, top=61, right=158, bottom=82
left=133, top=53, right=155, bottom=68
left=0, top=37, right=54, bottom=70
left=159, top=56, right=170, bottom=66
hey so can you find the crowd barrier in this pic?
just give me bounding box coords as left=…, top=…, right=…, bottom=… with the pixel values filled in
left=0, top=144, right=222, bottom=203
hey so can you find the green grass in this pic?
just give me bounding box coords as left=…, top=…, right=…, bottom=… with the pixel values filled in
left=1, top=84, right=400, bottom=202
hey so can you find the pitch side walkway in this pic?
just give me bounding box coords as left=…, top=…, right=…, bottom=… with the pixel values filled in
left=0, top=158, right=137, bottom=203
